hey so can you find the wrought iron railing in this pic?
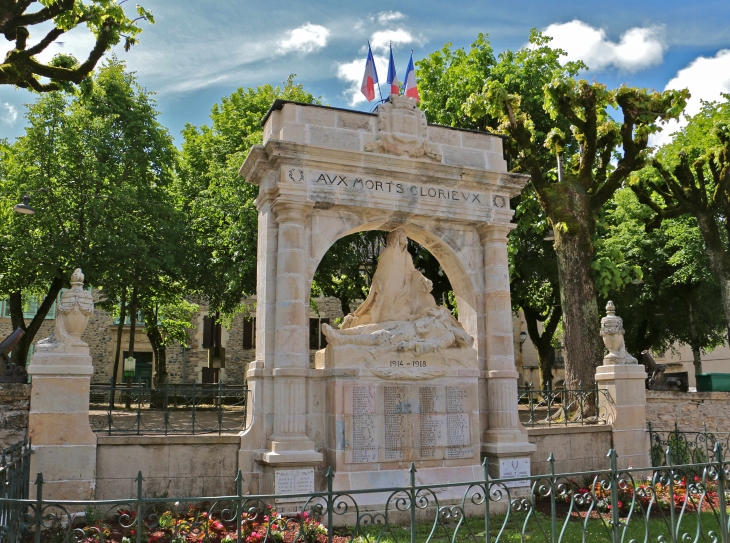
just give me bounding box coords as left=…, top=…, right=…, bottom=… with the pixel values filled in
left=0, top=438, right=31, bottom=543
left=89, top=381, right=249, bottom=435
left=517, top=382, right=612, bottom=426
left=649, top=422, right=730, bottom=466
left=2, top=446, right=729, bottom=543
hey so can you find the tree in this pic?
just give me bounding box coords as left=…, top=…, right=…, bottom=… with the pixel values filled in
left=177, top=76, right=319, bottom=317
left=630, top=97, right=730, bottom=341
left=417, top=31, right=581, bottom=387
left=463, top=36, right=688, bottom=390
left=0, top=58, right=180, bottom=367
left=596, top=188, right=725, bottom=374
left=1, top=0, right=153, bottom=91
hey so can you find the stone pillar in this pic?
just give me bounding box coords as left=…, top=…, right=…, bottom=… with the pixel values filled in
left=595, top=302, right=651, bottom=470
left=261, top=200, right=322, bottom=465
left=477, top=225, right=536, bottom=477
left=27, top=269, right=96, bottom=500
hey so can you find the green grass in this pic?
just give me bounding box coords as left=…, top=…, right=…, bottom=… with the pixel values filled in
left=353, top=510, right=729, bottom=543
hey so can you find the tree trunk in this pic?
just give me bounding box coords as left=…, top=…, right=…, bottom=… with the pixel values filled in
left=9, top=275, right=65, bottom=367
left=523, top=306, right=562, bottom=389
left=694, top=213, right=730, bottom=341
left=125, top=286, right=138, bottom=408
left=144, top=307, right=167, bottom=386
left=110, top=288, right=127, bottom=408
left=685, top=292, right=703, bottom=376
left=553, top=225, right=604, bottom=393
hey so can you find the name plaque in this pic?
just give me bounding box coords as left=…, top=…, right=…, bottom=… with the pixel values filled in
left=498, top=457, right=531, bottom=488
left=274, top=469, right=315, bottom=503
left=346, top=383, right=474, bottom=464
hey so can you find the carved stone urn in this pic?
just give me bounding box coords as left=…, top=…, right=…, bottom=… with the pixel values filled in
left=56, top=268, right=94, bottom=345
left=600, top=301, right=637, bottom=365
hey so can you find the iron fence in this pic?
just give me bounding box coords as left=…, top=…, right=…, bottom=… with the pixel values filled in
left=649, top=422, right=730, bottom=466
left=517, top=382, right=612, bottom=426
left=89, top=381, right=249, bottom=435
left=0, top=439, right=31, bottom=543
left=2, top=446, right=730, bottom=543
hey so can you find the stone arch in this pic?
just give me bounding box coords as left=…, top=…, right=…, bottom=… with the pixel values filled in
left=306, top=211, right=483, bottom=343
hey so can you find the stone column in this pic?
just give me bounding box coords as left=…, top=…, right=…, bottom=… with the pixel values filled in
left=477, top=224, right=536, bottom=477
left=27, top=269, right=96, bottom=500
left=595, top=302, right=651, bottom=470
left=261, top=200, right=322, bottom=465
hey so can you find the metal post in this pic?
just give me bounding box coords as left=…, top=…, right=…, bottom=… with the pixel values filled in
left=409, top=463, right=416, bottom=543
left=33, top=473, right=43, bottom=543
left=326, top=467, right=333, bottom=543
left=136, top=471, right=143, bottom=543
left=549, top=454, right=557, bottom=543
left=236, top=470, right=244, bottom=543
left=714, top=443, right=728, bottom=543
left=667, top=446, right=677, bottom=543
left=608, top=449, right=620, bottom=543
left=483, top=458, right=491, bottom=543
left=218, top=380, right=223, bottom=435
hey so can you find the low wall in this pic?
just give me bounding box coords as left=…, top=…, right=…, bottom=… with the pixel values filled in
left=0, top=383, right=29, bottom=449
left=646, top=390, right=730, bottom=431
left=96, top=435, right=240, bottom=499
left=528, top=426, right=613, bottom=475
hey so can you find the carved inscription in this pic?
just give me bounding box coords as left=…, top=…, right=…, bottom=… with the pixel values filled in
left=310, top=171, right=489, bottom=207
left=352, top=386, right=378, bottom=463
left=384, top=386, right=410, bottom=460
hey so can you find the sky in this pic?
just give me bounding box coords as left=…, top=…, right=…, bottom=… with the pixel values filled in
left=1, top=0, right=730, bottom=147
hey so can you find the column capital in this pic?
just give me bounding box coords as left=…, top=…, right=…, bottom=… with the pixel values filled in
left=272, top=199, right=314, bottom=224
left=477, top=222, right=515, bottom=243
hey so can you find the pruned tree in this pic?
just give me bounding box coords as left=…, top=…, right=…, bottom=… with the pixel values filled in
left=1, top=0, right=152, bottom=91
left=630, top=97, right=730, bottom=342
left=465, top=65, right=688, bottom=390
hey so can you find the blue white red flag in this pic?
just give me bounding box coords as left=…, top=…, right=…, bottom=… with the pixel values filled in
left=403, top=52, right=419, bottom=102
left=386, top=44, right=398, bottom=96
left=360, top=43, right=379, bottom=102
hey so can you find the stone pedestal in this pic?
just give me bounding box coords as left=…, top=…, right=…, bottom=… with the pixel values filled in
left=595, top=364, right=651, bottom=470
left=27, top=268, right=97, bottom=500
left=27, top=340, right=97, bottom=499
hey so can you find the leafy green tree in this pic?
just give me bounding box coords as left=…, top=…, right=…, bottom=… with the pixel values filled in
left=463, top=34, right=688, bottom=389
left=598, top=188, right=726, bottom=374
left=630, top=97, right=730, bottom=341
left=0, top=58, right=180, bottom=367
left=417, top=31, right=581, bottom=387
left=1, top=1, right=153, bottom=91
left=177, top=76, right=319, bottom=317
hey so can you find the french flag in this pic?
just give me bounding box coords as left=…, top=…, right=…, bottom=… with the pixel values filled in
left=386, top=44, right=398, bottom=96
left=360, top=43, right=379, bottom=102
left=403, top=52, right=419, bottom=102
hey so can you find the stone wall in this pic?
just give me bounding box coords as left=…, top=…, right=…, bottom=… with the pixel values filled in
left=527, top=426, right=613, bottom=475
left=0, top=384, right=30, bottom=449
left=95, top=435, right=241, bottom=499
left=646, top=390, right=730, bottom=431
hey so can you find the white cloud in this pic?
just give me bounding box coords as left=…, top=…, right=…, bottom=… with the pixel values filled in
left=651, top=49, right=730, bottom=147
left=543, top=20, right=666, bottom=72
left=377, top=11, right=405, bottom=24
left=370, top=28, right=417, bottom=53
left=337, top=55, right=390, bottom=106
left=1, top=103, right=18, bottom=125
left=278, top=23, right=330, bottom=54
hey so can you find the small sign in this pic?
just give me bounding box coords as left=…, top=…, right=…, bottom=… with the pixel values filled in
left=274, top=468, right=314, bottom=503
left=499, top=457, right=531, bottom=488
left=123, top=357, right=136, bottom=377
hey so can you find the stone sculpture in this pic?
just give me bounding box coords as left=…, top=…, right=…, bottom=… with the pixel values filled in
left=600, top=301, right=637, bottom=365
left=364, top=95, right=442, bottom=161
left=38, top=268, right=94, bottom=348
left=322, top=229, right=474, bottom=365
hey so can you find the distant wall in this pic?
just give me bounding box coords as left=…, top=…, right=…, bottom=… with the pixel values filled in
left=528, top=426, right=613, bottom=475
left=96, top=435, right=240, bottom=499
left=0, top=383, right=29, bottom=449
left=646, top=390, right=730, bottom=431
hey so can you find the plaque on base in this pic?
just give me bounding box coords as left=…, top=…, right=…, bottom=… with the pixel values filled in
left=274, top=468, right=315, bottom=503
left=498, top=457, right=530, bottom=488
